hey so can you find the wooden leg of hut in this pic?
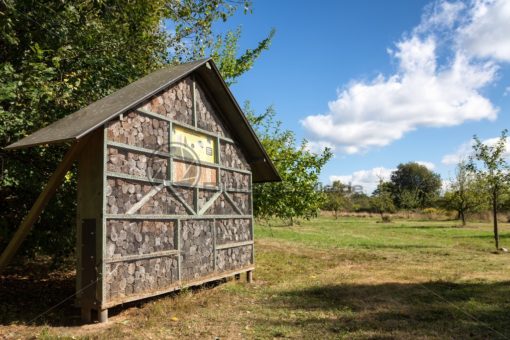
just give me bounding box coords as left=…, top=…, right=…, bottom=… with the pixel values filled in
left=246, top=270, right=253, bottom=283
left=234, top=273, right=241, bottom=281
left=81, top=308, right=91, bottom=323
left=98, top=309, right=108, bottom=323
left=0, top=138, right=89, bottom=272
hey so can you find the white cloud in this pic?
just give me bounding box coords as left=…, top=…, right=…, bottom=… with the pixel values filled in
left=458, top=0, right=510, bottom=62
left=302, top=0, right=503, bottom=154
left=504, top=86, right=510, bottom=96
left=305, top=140, right=336, bottom=154
left=416, top=1, right=465, bottom=33
left=416, top=161, right=436, bottom=170
left=330, top=167, right=394, bottom=194
left=441, top=136, right=510, bottom=165
left=441, top=140, right=473, bottom=165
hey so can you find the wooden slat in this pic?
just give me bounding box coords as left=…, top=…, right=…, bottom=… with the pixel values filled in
left=0, top=138, right=89, bottom=271
left=216, top=240, right=254, bottom=250
left=223, top=191, right=244, bottom=215
left=106, top=171, right=165, bottom=185
left=197, top=190, right=223, bottom=215
left=106, top=141, right=170, bottom=157
left=105, top=214, right=252, bottom=220
left=105, top=250, right=179, bottom=264
left=167, top=185, right=196, bottom=215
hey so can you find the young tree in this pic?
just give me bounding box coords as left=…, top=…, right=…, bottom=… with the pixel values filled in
left=469, top=130, right=509, bottom=250
left=371, top=180, right=395, bottom=222
left=247, top=106, right=332, bottom=225
left=323, top=181, right=351, bottom=219
left=390, top=162, right=442, bottom=209
left=443, top=161, right=486, bottom=226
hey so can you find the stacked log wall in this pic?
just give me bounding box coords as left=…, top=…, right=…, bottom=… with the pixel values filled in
left=99, top=75, right=254, bottom=307
left=180, top=220, right=214, bottom=280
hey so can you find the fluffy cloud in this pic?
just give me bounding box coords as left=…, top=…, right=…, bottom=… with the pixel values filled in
left=305, top=140, right=336, bottom=154
left=302, top=0, right=508, bottom=154
left=416, top=161, right=436, bottom=170
left=458, top=0, right=510, bottom=62
left=441, top=137, right=510, bottom=165
left=330, top=167, right=394, bottom=194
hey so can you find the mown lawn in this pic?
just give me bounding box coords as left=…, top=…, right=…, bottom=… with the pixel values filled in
left=1, top=217, right=510, bottom=339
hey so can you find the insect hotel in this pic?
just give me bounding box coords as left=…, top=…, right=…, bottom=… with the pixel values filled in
left=0, top=59, right=280, bottom=322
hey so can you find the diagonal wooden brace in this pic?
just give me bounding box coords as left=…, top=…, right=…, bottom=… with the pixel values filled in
left=0, top=138, right=88, bottom=272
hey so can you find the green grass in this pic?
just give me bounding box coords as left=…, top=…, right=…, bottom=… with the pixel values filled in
left=2, top=217, right=510, bottom=339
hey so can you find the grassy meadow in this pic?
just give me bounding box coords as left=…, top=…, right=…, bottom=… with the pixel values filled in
left=1, top=216, right=510, bottom=339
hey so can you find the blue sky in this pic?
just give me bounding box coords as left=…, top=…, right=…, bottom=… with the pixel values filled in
left=218, top=0, right=510, bottom=193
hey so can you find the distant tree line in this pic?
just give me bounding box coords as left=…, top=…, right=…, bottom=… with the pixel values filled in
left=322, top=130, right=510, bottom=251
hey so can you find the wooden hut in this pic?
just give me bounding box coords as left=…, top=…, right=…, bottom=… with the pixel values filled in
left=1, top=59, right=280, bottom=322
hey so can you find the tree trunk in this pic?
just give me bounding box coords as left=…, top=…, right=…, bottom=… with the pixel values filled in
left=460, top=210, right=466, bottom=226
left=335, top=210, right=338, bottom=219
left=493, top=193, right=499, bottom=250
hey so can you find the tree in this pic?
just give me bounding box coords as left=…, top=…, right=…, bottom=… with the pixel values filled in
left=0, top=0, right=273, bottom=262
left=370, top=180, right=395, bottom=221
left=469, top=130, right=509, bottom=250
left=350, top=193, right=372, bottom=212
left=443, top=161, right=486, bottom=226
left=389, top=162, right=442, bottom=209
left=399, top=189, right=420, bottom=218
left=247, top=106, right=332, bottom=225
left=323, top=181, right=351, bottom=219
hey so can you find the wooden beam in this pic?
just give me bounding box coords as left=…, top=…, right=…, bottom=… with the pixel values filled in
left=0, top=138, right=88, bottom=271
left=105, top=214, right=252, bottom=220
left=197, top=190, right=223, bottom=215
left=223, top=191, right=244, bottom=216
left=105, top=249, right=179, bottom=264
left=216, top=240, right=254, bottom=250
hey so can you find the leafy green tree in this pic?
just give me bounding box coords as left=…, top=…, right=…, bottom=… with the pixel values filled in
left=247, top=106, right=332, bottom=225
left=0, top=0, right=273, bottom=262
left=323, top=181, right=352, bottom=219
left=371, top=180, right=396, bottom=221
left=399, top=189, right=420, bottom=218
left=390, top=162, right=442, bottom=209
left=469, top=130, right=509, bottom=250
left=443, top=161, right=486, bottom=226
left=350, top=192, right=372, bottom=212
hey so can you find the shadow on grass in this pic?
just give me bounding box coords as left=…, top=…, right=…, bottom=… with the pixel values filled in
left=0, top=259, right=78, bottom=327
left=381, top=225, right=458, bottom=230
left=0, top=259, right=227, bottom=327
left=464, top=233, right=510, bottom=240
left=263, top=281, right=510, bottom=339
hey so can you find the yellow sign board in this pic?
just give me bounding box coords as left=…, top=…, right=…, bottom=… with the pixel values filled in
left=171, top=125, right=216, bottom=163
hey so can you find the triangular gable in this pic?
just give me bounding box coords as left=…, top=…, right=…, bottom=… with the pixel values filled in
left=5, top=59, right=280, bottom=183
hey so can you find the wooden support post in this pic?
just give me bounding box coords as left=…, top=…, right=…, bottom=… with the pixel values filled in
left=246, top=270, right=253, bottom=283
left=98, top=308, right=108, bottom=323
left=0, top=138, right=88, bottom=271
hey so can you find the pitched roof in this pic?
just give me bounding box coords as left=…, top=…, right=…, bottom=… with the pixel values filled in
left=5, top=58, right=280, bottom=183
